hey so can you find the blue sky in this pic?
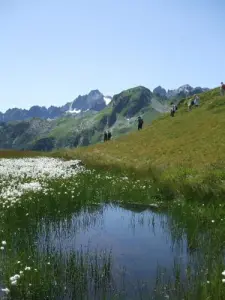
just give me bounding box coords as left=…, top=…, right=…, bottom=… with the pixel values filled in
left=0, top=0, right=224, bottom=112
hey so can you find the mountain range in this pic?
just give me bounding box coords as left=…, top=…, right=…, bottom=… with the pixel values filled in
left=0, top=84, right=208, bottom=122
left=0, top=90, right=112, bottom=122
left=0, top=84, right=209, bottom=151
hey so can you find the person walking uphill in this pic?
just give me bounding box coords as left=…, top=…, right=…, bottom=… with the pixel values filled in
left=194, top=95, right=200, bottom=106
left=221, top=82, right=225, bottom=96
left=170, top=103, right=176, bottom=117
left=137, top=116, right=144, bottom=130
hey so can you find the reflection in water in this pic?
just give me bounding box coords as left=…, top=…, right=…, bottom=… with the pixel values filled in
left=37, top=204, right=188, bottom=298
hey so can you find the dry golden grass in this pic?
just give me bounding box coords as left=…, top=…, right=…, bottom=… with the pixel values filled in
left=0, top=149, right=44, bottom=158
left=60, top=89, right=224, bottom=169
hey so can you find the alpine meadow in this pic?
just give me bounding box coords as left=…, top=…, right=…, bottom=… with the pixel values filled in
left=1, top=0, right=225, bottom=299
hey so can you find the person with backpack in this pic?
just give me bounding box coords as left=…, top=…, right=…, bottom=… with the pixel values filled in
left=193, top=94, right=200, bottom=107
left=137, top=116, right=144, bottom=130
left=220, top=82, right=225, bottom=96
left=170, top=103, right=176, bottom=117
left=188, top=98, right=195, bottom=111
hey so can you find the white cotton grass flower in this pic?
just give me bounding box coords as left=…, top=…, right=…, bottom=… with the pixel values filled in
left=0, top=158, right=85, bottom=206
left=222, top=270, right=225, bottom=276
left=1, top=287, right=10, bottom=294
left=223, top=279, right=225, bottom=283
left=10, top=275, right=20, bottom=282
left=0, top=246, right=4, bottom=250
left=1, top=241, right=6, bottom=245
left=211, top=220, right=215, bottom=223
left=24, top=266, right=31, bottom=271
left=11, top=280, right=17, bottom=286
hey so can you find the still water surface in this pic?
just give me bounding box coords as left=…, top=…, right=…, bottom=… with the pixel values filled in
left=37, top=203, right=189, bottom=299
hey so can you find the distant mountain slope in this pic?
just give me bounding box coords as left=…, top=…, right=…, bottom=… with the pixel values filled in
left=0, top=86, right=167, bottom=150
left=0, top=84, right=207, bottom=122
left=0, top=84, right=210, bottom=151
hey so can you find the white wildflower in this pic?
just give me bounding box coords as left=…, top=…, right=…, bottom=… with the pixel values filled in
left=0, top=158, right=85, bottom=205
left=10, top=274, right=20, bottom=281
left=1, top=287, right=10, bottom=294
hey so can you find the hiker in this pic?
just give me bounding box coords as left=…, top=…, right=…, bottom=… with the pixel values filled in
left=107, top=131, right=112, bottom=141
left=170, top=104, right=176, bottom=117
left=188, top=98, right=195, bottom=111
left=220, top=82, right=225, bottom=96
left=137, top=116, right=144, bottom=130
left=193, top=95, right=200, bottom=107
left=104, top=131, right=108, bottom=142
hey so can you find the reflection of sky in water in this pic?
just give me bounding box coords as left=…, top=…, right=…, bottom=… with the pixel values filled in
left=38, top=204, right=188, bottom=285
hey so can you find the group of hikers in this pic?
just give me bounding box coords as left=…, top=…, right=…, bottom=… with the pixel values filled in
left=103, top=116, right=144, bottom=142
left=103, top=131, right=112, bottom=142
left=103, top=82, right=225, bottom=141
left=170, top=82, right=225, bottom=117
left=170, top=94, right=199, bottom=116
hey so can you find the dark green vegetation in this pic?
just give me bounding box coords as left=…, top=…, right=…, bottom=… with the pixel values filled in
left=1, top=168, right=225, bottom=299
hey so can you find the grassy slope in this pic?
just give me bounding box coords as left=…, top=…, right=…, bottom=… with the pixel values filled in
left=58, top=88, right=225, bottom=198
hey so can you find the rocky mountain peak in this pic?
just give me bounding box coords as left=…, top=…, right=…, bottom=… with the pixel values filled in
left=153, top=86, right=167, bottom=97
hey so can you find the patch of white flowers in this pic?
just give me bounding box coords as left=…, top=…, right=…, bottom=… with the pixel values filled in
left=0, top=158, right=85, bottom=206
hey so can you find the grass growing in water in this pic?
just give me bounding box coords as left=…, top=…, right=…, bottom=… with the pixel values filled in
left=1, top=157, right=225, bottom=299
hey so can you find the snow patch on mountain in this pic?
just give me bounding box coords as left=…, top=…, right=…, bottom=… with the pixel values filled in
left=67, top=109, right=81, bottom=114
left=104, top=96, right=112, bottom=105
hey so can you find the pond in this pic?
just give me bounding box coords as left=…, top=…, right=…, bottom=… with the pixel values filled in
left=0, top=158, right=225, bottom=299
left=37, top=203, right=188, bottom=299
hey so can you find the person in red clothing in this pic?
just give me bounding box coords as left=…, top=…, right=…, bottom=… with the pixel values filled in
left=220, top=82, right=225, bottom=96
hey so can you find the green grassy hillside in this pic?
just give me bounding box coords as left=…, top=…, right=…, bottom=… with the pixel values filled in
left=60, top=87, right=225, bottom=198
